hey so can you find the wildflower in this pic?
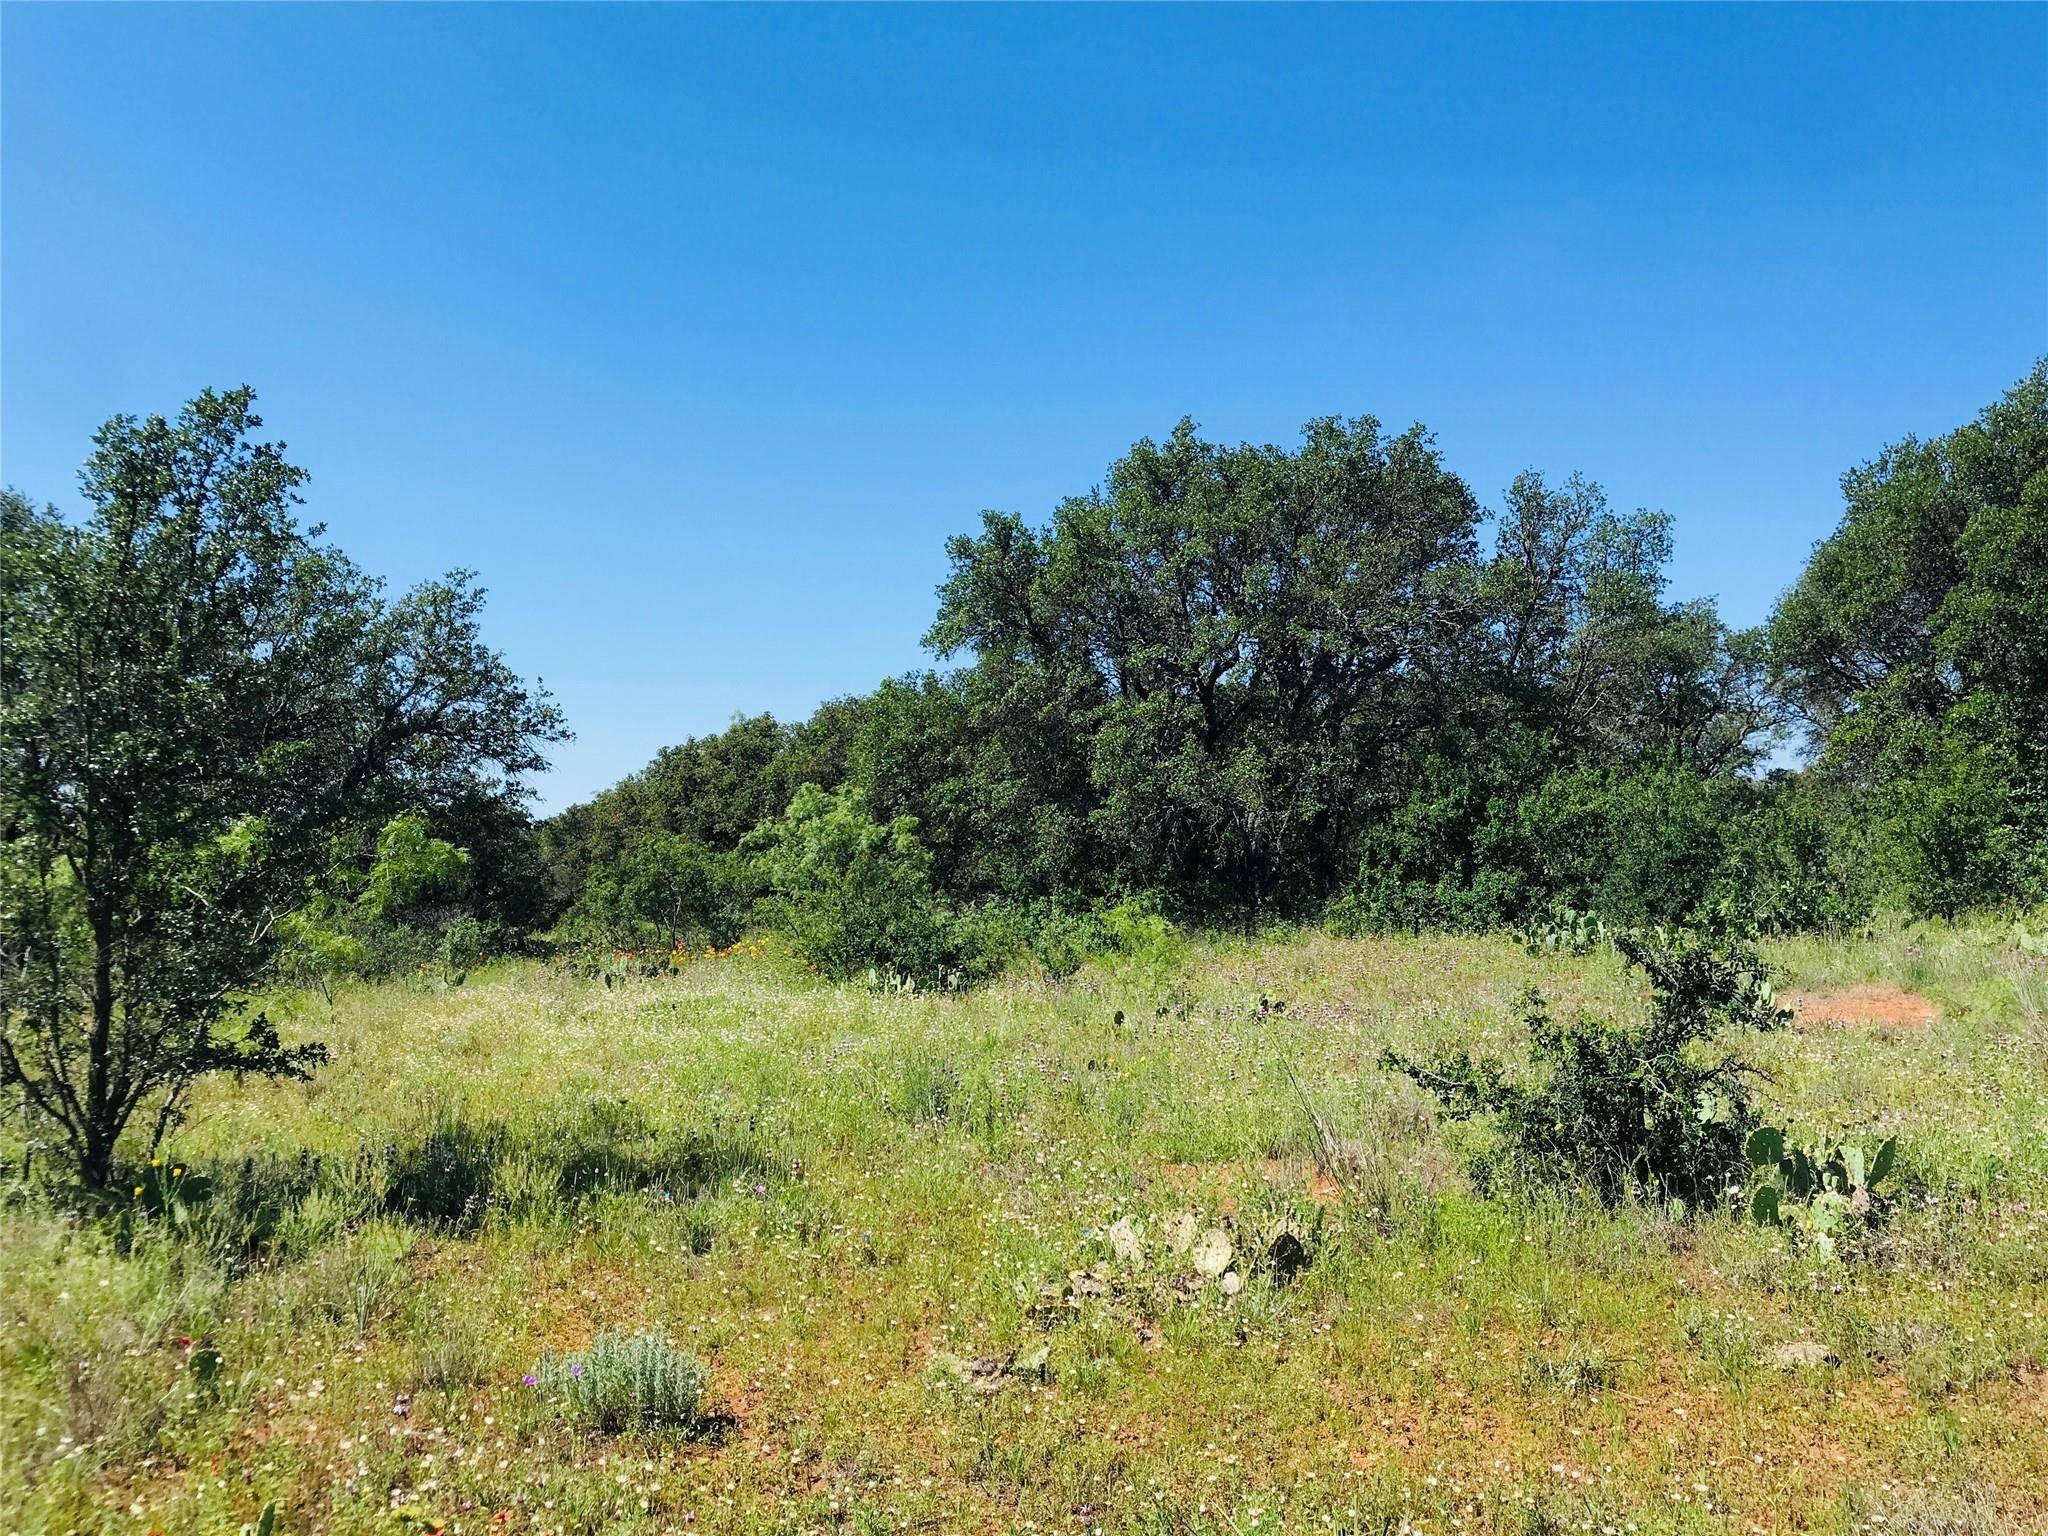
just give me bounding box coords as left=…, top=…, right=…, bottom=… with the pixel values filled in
left=134, top=1184, right=145, bottom=1196
left=569, top=1363, right=584, bottom=1376
left=521, top=1374, right=537, bottom=1386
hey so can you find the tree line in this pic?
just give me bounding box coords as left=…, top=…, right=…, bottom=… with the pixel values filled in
left=3, top=367, right=2042, bottom=1187
left=542, top=363, right=2045, bottom=951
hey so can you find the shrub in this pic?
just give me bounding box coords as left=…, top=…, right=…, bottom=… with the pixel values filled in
left=1382, top=929, right=1776, bottom=1209
left=744, top=784, right=955, bottom=985
left=567, top=833, right=753, bottom=949
left=536, top=1327, right=710, bottom=1435
left=1728, top=778, right=1876, bottom=932
left=278, top=813, right=523, bottom=994
left=1516, top=765, right=1748, bottom=930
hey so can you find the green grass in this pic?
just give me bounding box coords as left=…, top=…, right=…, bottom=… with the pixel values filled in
left=4, top=926, right=2047, bottom=1535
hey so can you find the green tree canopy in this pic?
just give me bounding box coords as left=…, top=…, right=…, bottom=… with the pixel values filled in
left=930, top=416, right=1481, bottom=907
left=0, top=387, right=565, bottom=1185
left=1770, top=362, right=2047, bottom=911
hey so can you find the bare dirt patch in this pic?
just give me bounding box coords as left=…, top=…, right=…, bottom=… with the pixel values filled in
left=1153, top=1156, right=1347, bottom=1213
left=1782, top=985, right=1941, bottom=1033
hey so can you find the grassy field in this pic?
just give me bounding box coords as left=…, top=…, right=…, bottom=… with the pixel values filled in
left=4, top=924, right=2047, bottom=1536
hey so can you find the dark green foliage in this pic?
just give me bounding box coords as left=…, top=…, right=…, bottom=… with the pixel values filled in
left=1331, top=748, right=1776, bottom=935
left=1769, top=362, right=2048, bottom=914
left=567, top=833, right=752, bottom=948
left=536, top=712, right=830, bottom=918
left=1515, top=765, right=1749, bottom=930
left=548, top=367, right=2044, bottom=958
left=280, top=813, right=489, bottom=991
left=546, top=416, right=1786, bottom=943
left=1725, top=773, right=1877, bottom=932
left=930, top=416, right=1484, bottom=910
left=1382, top=930, right=1779, bottom=1208
left=0, top=389, right=564, bottom=1186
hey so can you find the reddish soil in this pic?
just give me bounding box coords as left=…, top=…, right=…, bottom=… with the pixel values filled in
left=1781, top=985, right=1941, bottom=1032
left=1153, top=1157, right=1346, bottom=1213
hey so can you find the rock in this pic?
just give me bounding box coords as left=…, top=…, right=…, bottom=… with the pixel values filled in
left=1218, top=1269, right=1243, bottom=1297
left=1067, top=1269, right=1109, bottom=1298
left=1161, top=1212, right=1198, bottom=1255
left=1106, top=1216, right=1143, bottom=1266
left=1191, top=1228, right=1233, bottom=1278
left=1767, top=1339, right=1835, bottom=1371
left=931, top=1348, right=1050, bottom=1395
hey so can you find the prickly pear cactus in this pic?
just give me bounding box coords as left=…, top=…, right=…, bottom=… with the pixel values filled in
left=1745, top=1125, right=1898, bottom=1261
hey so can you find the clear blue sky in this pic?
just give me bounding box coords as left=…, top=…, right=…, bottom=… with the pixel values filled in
left=4, top=4, right=2043, bottom=811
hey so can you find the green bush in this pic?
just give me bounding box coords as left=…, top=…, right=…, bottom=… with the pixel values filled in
left=1516, top=765, right=1746, bottom=929
left=536, top=1327, right=710, bottom=1435
left=1726, top=777, right=1875, bottom=933
left=278, top=813, right=523, bottom=993
left=1383, top=929, right=1776, bottom=1208
left=1332, top=754, right=1765, bottom=936
left=744, top=784, right=955, bottom=985
left=566, top=833, right=753, bottom=949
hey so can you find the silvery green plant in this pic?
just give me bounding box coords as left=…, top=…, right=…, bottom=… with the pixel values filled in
left=536, top=1327, right=709, bottom=1435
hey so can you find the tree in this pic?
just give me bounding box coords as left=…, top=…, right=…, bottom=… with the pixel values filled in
left=538, top=713, right=820, bottom=919
left=572, top=833, right=750, bottom=948
left=1480, top=472, right=1774, bottom=775
left=930, top=416, right=1480, bottom=909
left=1769, top=362, right=2048, bottom=911
left=276, top=813, right=473, bottom=998
left=0, top=388, right=565, bottom=1187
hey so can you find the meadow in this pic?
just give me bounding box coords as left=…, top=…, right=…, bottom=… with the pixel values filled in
left=4, top=923, right=2046, bottom=1536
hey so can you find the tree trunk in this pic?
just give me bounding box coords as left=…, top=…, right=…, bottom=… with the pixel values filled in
left=80, top=909, right=120, bottom=1189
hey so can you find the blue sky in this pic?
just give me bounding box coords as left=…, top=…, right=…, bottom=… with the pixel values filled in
left=4, top=4, right=2043, bottom=811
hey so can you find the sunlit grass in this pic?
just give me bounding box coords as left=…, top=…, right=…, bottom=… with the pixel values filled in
left=4, top=924, right=2045, bottom=1534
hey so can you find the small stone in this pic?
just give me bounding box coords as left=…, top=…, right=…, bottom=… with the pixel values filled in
left=1106, top=1217, right=1143, bottom=1266
left=1767, top=1340, right=1834, bottom=1371
left=1191, top=1228, right=1233, bottom=1278
left=1218, top=1269, right=1244, bottom=1297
